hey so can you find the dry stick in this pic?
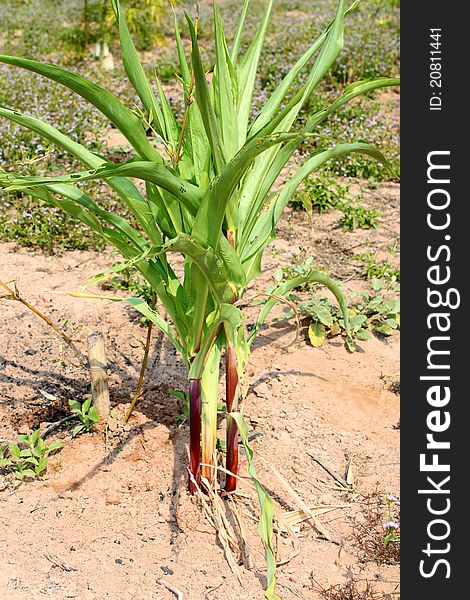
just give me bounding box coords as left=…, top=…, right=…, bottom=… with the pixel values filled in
left=260, top=457, right=340, bottom=545
left=124, top=295, right=156, bottom=423
left=87, top=332, right=110, bottom=420
left=157, top=580, right=184, bottom=600
left=306, top=450, right=351, bottom=489
left=0, top=279, right=88, bottom=367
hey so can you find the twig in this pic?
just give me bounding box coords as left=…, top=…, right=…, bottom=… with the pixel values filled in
left=157, top=580, right=184, bottom=599
left=125, top=294, right=156, bottom=422
left=306, top=451, right=351, bottom=489
left=43, top=415, right=79, bottom=439
left=0, top=279, right=88, bottom=367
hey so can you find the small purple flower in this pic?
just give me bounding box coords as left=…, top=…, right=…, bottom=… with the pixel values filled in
left=386, top=494, right=398, bottom=502
left=383, top=521, right=399, bottom=529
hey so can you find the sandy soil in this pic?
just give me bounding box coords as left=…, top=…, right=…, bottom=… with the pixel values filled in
left=0, top=182, right=400, bottom=600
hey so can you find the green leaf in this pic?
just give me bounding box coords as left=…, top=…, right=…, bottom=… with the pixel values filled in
left=88, top=407, right=100, bottom=423
left=10, top=444, right=21, bottom=459
left=346, top=337, right=357, bottom=352
left=186, top=13, right=226, bottom=174
left=230, top=412, right=281, bottom=600
left=371, top=277, right=383, bottom=292
left=83, top=398, right=92, bottom=414
left=69, top=399, right=82, bottom=413
left=0, top=55, right=161, bottom=161
left=2, top=161, right=202, bottom=217
left=374, top=323, right=394, bottom=336
left=46, top=442, right=63, bottom=454
left=30, top=429, right=41, bottom=445
left=236, top=0, right=275, bottom=147
left=250, top=270, right=350, bottom=345
left=37, top=456, right=49, bottom=474
left=356, top=330, right=372, bottom=341
left=72, top=425, right=85, bottom=438
left=19, top=469, right=37, bottom=479
left=110, top=0, right=166, bottom=138
left=313, top=304, right=334, bottom=327
left=350, top=314, right=368, bottom=331
left=230, top=0, right=250, bottom=64
left=308, top=322, right=326, bottom=347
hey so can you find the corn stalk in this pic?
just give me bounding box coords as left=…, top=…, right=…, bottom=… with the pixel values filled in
left=0, top=1, right=399, bottom=597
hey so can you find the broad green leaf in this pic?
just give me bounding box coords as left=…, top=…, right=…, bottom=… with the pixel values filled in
left=193, top=132, right=300, bottom=248
left=88, top=406, right=100, bottom=423
left=374, top=323, right=394, bottom=336
left=313, top=304, right=334, bottom=327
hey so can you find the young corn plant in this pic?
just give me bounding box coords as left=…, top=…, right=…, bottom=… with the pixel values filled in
left=0, top=1, right=398, bottom=596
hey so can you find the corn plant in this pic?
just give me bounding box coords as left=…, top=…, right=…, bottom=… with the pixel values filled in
left=0, top=1, right=398, bottom=596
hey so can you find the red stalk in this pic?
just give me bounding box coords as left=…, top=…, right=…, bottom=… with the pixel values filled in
left=225, top=345, right=239, bottom=492
left=188, top=378, right=201, bottom=494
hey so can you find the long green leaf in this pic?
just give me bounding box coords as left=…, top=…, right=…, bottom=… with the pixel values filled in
left=0, top=105, right=162, bottom=243
left=230, top=412, right=281, bottom=600
left=0, top=55, right=161, bottom=161
left=193, top=132, right=301, bottom=248
left=110, top=0, right=166, bottom=138
left=230, top=0, right=250, bottom=64
left=240, top=142, right=396, bottom=273
left=186, top=13, right=226, bottom=174
left=213, top=4, right=239, bottom=159
left=3, top=161, right=203, bottom=216
left=248, top=270, right=351, bottom=346
left=236, top=0, right=275, bottom=147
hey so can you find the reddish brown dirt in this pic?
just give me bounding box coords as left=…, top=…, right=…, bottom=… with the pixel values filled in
left=0, top=182, right=399, bottom=600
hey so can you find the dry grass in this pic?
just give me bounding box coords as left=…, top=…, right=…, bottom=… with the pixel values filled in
left=314, top=579, right=383, bottom=600
left=352, top=494, right=400, bottom=565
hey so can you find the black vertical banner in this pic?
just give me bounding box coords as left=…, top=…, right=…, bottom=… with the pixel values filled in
left=401, top=2, right=468, bottom=598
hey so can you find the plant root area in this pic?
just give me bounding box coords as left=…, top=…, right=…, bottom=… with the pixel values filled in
left=0, top=182, right=399, bottom=600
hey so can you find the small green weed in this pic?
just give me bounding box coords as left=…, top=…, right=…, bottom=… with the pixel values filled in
left=69, top=398, right=100, bottom=437
left=339, top=202, right=381, bottom=231
left=0, top=429, right=62, bottom=481
left=290, top=173, right=349, bottom=214
left=354, top=250, right=400, bottom=282
left=286, top=278, right=400, bottom=352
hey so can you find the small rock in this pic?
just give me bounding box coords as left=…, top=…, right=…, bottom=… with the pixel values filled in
left=160, top=565, right=174, bottom=575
